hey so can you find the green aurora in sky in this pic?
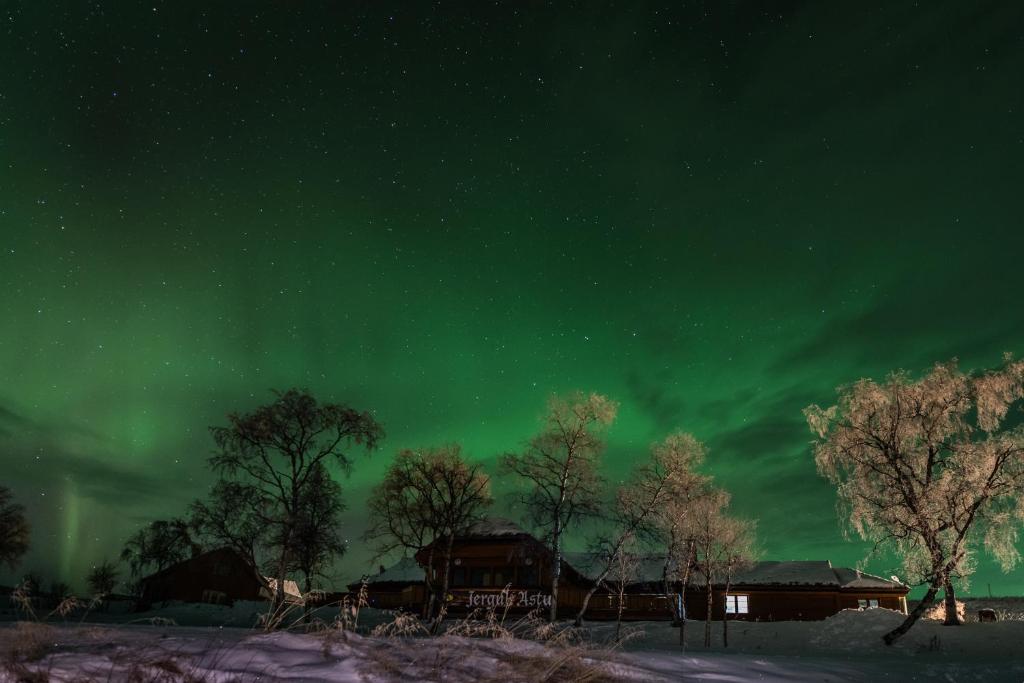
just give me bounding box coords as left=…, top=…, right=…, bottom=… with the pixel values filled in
left=2, top=1, right=1023, bottom=595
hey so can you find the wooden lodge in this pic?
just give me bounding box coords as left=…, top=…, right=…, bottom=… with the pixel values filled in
left=138, top=547, right=303, bottom=609
left=356, top=518, right=909, bottom=621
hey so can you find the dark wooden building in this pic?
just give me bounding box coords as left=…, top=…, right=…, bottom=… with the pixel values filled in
left=138, top=547, right=302, bottom=609
left=346, top=556, right=426, bottom=610
left=362, top=518, right=908, bottom=621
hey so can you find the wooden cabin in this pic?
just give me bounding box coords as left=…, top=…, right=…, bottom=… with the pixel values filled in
left=366, top=518, right=910, bottom=621
left=138, top=547, right=302, bottom=609
left=347, top=556, right=426, bottom=610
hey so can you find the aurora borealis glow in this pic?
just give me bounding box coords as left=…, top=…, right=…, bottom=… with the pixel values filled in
left=2, top=2, right=1023, bottom=595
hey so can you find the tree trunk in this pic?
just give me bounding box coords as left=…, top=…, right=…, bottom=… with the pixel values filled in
left=678, top=542, right=694, bottom=649
left=942, top=579, right=962, bottom=626
left=271, top=525, right=292, bottom=627
left=661, top=554, right=678, bottom=624
left=574, top=560, right=611, bottom=627
left=883, top=583, right=940, bottom=645
left=722, top=568, right=732, bottom=649
left=550, top=523, right=562, bottom=622
left=422, top=544, right=437, bottom=620
left=704, top=578, right=713, bottom=648
left=430, top=534, right=455, bottom=634
left=302, top=573, right=312, bottom=625
left=615, top=584, right=625, bottom=642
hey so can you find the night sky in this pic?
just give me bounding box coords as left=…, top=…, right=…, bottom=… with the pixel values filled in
left=3, top=1, right=1023, bottom=595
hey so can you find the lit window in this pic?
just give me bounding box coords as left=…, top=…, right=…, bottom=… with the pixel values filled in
left=858, top=599, right=879, bottom=609
left=725, top=594, right=749, bottom=614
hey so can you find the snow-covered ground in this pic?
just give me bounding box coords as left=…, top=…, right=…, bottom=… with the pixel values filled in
left=2, top=604, right=1023, bottom=681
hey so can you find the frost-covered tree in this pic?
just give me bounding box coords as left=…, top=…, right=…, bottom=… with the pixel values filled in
left=607, top=531, right=641, bottom=643
left=500, top=391, right=618, bottom=621
left=806, top=356, right=1024, bottom=644
left=210, top=388, right=383, bottom=615
left=655, top=470, right=713, bottom=647
left=574, top=432, right=706, bottom=626
left=0, top=485, right=30, bottom=571
left=366, top=444, right=491, bottom=630
left=716, top=516, right=756, bottom=649
left=688, top=488, right=732, bottom=648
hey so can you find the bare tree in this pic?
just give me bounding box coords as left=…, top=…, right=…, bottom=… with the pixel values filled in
left=210, top=388, right=383, bottom=615
left=365, top=444, right=492, bottom=630
left=607, top=531, right=641, bottom=643
left=121, top=517, right=202, bottom=581
left=717, top=516, right=756, bottom=649
left=86, top=560, right=119, bottom=608
left=364, top=452, right=440, bottom=619
left=688, top=488, right=731, bottom=648
left=0, top=485, right=30, bottom=571
left=655, top=479, right=711, bottom=648
left=671, top=532, right=696, bottom=651
left=286, top=462, right=347, bottom=622
left=574, top=432, right=706, bottom=626
left=189, top=479, right=269, bottom=570
left=806, top=356, right=1024, bottom=644
left=501, top=391, right=618, bottom=621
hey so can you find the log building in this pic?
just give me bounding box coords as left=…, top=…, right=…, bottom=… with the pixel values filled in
left=355, top=518, right=909, bottom=621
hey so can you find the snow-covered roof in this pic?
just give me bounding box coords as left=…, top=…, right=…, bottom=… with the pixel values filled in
left=562, top=552, right=667, bottom=584
left=831, top=566, right=905, bottom=590
left=731, top=561, right=841, bottom=587
left=370, top=557, right=426, bottom=584
left=461, top=517, right=532, bottom=538
left=263, top=577, right=303, bottom=599
left=563, top=556, right=905, bottom=590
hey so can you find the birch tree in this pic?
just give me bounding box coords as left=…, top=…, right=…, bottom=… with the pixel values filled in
left=806, top=356, right=1024, bottom=644
left=688, top=487, right=731, bottom=648
left=189, top=479, right=268, bottom=570
left=656, top=478, right=711, bottom=647
left=500, top=391, right=618, bottom=621
left=286, top=462, right=347, bottom=621
left=717, top=516, right=756, bottom=649
left=365, top=444, right=492, bottom=630
left=210, top=388, right=382, bottom=617
left=607, top=532, right=641, bottom=643
left=573, top=432, right=706, bottom=626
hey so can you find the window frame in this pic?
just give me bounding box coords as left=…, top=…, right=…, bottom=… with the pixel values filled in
left=724, top=593, right=749, bottom=614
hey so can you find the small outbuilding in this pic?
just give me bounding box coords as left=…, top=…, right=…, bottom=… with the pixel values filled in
left=347, top=556, right=426, bottom=610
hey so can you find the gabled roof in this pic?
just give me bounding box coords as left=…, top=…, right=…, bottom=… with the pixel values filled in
left=140, top=547, right=305, bottom=599
left=562, top=552, right=667, bottom=585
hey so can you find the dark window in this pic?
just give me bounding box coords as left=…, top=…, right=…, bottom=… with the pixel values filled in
left=520, top=564, right=538, bottom=587
left=469, top=567, right=487, bottom=587
left=452, top=567, right=466, bottom=587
